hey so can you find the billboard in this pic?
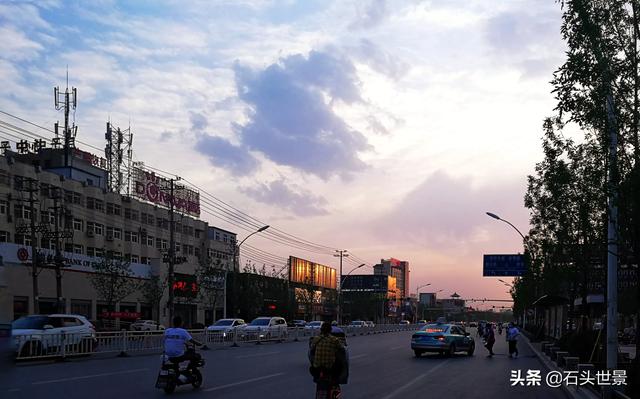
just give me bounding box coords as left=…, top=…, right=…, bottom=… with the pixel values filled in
left=483, top=254, right=526, bottom=277
left=289, top=256, right=337, bottom=290
left=132, top=167, right=200, bottom=217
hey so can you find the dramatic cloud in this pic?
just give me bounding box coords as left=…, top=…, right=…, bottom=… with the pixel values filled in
left=197, top=50, right=372, bottom=179
left=196, top=135, right=259, bottom=176
left=241, top=178, right=329, bottom=217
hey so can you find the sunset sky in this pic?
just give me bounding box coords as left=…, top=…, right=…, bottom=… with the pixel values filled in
left=0, top=0, right=567, bottom=307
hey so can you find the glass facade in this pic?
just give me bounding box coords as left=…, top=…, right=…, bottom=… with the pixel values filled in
left=289, top=256, right=337, bottom=289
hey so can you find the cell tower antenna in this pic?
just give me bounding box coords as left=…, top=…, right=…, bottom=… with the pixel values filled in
left=54, top=71, right=78, bottom=166
left=105, top=120, right=133, bottom=195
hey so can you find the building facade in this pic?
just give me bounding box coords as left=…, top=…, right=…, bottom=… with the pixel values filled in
left=341, top=274, right=399, bottom=322
left=0, top=151, right=236, bottom=327
left=373, top=258, right=410, bottom=300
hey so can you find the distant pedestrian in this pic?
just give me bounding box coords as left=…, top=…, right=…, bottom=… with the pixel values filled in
left=507, top=323, right=520, bottom=358
left=484, top=324, right=495, bottom=357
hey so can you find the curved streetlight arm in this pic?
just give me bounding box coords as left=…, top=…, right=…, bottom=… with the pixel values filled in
left=341, top=264, right=365, bottom=285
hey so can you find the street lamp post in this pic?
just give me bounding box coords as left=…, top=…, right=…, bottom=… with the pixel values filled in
left=415, top=283, right=431, bottom=323
left=339, top=263, right=365, bottom=324
left=486, top=211, right=534, bottom=328
left=224, top=225, right=270, bottom=318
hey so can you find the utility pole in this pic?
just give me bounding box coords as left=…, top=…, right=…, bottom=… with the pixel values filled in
left=167, top=178, right=175, bottom=323
left=49, top=187, right=67, bottom=314
left=334, top=249, right=348, bottom=324
left=15, top=177, right=41, bottom=315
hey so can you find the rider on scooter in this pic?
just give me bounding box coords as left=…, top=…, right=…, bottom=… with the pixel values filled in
left=164, top=316, right=203, bottom=372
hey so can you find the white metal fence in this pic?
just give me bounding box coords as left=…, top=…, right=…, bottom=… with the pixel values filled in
left=12, top=324, right=419, bottom=361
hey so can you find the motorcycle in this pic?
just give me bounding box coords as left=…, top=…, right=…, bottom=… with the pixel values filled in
left=155, top=344, right=205, bottom=394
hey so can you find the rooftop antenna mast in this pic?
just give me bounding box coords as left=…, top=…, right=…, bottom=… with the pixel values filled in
left=105, top=120, right=133, bottom=194
left=54, top=67, right=77, bottom=166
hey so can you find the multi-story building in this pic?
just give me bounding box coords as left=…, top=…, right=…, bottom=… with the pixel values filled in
left=341, top=274, right=399, bottom=322
left=0, top=148, right=236, bottom=327
left=373, top=258, right=410, bottom=300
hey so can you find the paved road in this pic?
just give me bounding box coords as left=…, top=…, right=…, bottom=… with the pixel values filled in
left=2, top=328, right=568, bottom=398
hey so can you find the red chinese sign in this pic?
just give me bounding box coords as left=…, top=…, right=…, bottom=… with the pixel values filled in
left=173, top=273, right=198, bottom=298
left=100, top=311, right=141, bottom=319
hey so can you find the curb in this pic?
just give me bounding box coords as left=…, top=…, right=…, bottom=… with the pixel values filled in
left=521, top=333, right=600, bottom=399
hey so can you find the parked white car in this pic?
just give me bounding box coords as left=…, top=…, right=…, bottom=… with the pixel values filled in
left=244, top=317, right=288, bottom=339
left=304, top=321, right=323, bottom=330
left=349, top=320, right=366, bottom=328
left=12, top=314, right=96, bottom=358
left=206, top=319, right=246, bottom=337
left=130, top=319, right=165, bottom=331
left=365, top=321, right=375, bottom=327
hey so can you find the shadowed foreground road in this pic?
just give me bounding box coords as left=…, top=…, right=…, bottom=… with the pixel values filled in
left=1, top=328, right=568, bottom=399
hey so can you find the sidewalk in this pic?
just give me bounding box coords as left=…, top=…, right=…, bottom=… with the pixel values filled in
left=520, top=333, right=600, bottom=399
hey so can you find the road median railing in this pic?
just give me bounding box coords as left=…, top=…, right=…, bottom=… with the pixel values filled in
left=13, top=323, right=420, bottom=362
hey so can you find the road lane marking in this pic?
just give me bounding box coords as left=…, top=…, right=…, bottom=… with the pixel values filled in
left=236, top=351, right=280, bottom=359
left=32, top=368, right=149, bottom=385
left=204, top=372, right=285, bottom=392
left=380, top=360, right=450, bottom=399
left=351, top=354, right=367, bottom=360
left=390, top=345, right=404, bottom=350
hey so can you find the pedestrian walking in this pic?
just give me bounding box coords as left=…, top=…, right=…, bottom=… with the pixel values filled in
left=507, top=322, right=520, bottom=358
left=484, top=323, right=495, bottom=357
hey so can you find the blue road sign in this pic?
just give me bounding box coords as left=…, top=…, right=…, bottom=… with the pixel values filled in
left=483, top=254, right=526, bottom=277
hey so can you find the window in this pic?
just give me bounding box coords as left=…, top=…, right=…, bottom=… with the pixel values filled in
left=215, top=231, right=220, bottom=241
left=175, top=242, right=181, bottom=253
left=223, top=234, right=228, bottom=243
left=73, top=244, right=83, bottom=255
left=72, top=192, right=82, bottom=205
left=107, top=227, right=122, bottom=240
left=130, top=255, right=139, bottom=263
left=41, top=238, right=55, bottom=250
left=141, top=256, right=148, bottom=264
left=88, top=222, right=103, bottom=235
left=162, top=239, right=168, bottom=250
left=14, top=204, right=32, bottom=219
left=86, top=197, right=95, bottom=210
left=130, top=210, right=139, bottom=221
left=14, top=234, right=31, bottom=246
left=146, top=235, right=154, bottom=246
left=95, top=248, right=104, bottom=258
left=0, top=231, right=10, bottom=242
left=94, top=199, right=104, bottom=212
left=0, top=200, right=8, bottom=215
left=86, top=247, right=95, bottom=257
left=124, top=231, right=138, bottom=243
left=194, top=247, right=201, bottom=258
left=73, top=218, right=83, bottom=231
left=124, top=208, right=132, bottom=219
left=107, top=203, right=121, bottom=216
left=156, top=237, right=162, bottom=249
left=64, top=190, right=73, bottom=203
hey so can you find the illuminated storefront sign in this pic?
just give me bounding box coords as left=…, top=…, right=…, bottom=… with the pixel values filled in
left=289, top=256, right=336, bottom=290
left=173, top=273, right=198, bottom=298
left=132, top=167, right=200, bottom=216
